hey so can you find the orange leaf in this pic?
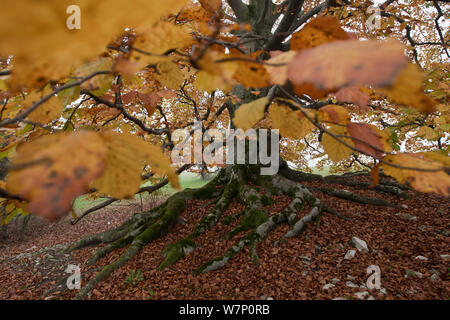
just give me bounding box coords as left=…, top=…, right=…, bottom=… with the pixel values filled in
left=290, top=16, right=350, bottom=51
left=370, top=162, right=381, bottom=188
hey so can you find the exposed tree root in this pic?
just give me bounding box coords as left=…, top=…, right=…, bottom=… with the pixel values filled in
left=60, top=164, right=406, bottom=299
left=311, top=187, right=395, bottom=207
left=279, top=160, right=409, bottom=199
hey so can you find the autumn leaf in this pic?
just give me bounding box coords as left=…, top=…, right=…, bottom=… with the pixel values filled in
left=113, top=56, right=144, bottom=76
left=134, top=21, right=194, bottom=55
left=122, top=91, right=160, bottom=116
left=290, top=16, right=350, bottom=51
left=376, top=63, right=436, bottom=113
left=334, top=86, right=371, bottom=111
left=58, top=79, right=81, bottom=107
left=137, top=92, right=160, bottom=116
left=198, top=0, right=222, bottom=14
left=347, top=122, right=392, bottom=159
left=293, top=82, right=335, bottom=100
left=322, top=125, right=354, bottom=162
left=0, top=0, right=188, bottom=90
left=25, top=88, right=63, bottom=124
left=7, top=131, right=106, bottom=221
left=288, top=39, right=408, bottom=90
left=416, top=126, right=439, bottom=140
left=233, top=97, right=268, bottom=131
left=370, top=162, right=382, bottom=188
left=418, top=151, right=450, bottom=167
left=383, top=153, right=450, bottom=195
left=269, top=101, right=315, bottom=139
left=318, top=105, right=350, bottom=125
left=122, top=91, right=139, bottom=104
left=264, top=51, right=297, bottom=85
left=233, top=60, right=271, bottom=89
left=194, top=50, right=237, bottom=92
left=155, top=60, right=185, bottom=89
left=177, top=2, right=215, bottom=34
left=75, top=57, right=114, bottom=96
left=93, top=131, right=179, bottom=199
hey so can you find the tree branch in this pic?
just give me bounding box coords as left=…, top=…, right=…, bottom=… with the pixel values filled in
left=266, top=0, right=305, bottom=50
left=226, top=0, right=249, bottom=23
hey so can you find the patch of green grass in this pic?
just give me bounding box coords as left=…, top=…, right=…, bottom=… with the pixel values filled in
left=124, top=269, right=144, bottom=287
left=72, top=172, right=215, bottom=214
left=146, top=288, right=155, bottom=299
left=158, top=172, right=215, bottom=194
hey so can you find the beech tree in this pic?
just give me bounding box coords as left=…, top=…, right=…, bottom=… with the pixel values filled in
left=0, top=0, right=449, bottom=299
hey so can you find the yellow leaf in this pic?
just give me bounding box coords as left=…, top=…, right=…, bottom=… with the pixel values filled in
left=233, top=97, right=268, bottom=131
left=0, top=0, right=188, bottom=90
left=269, top=102, right=314, bottom=139
left=94, top=131, right=179, bottom=199
left=377, top=63, right=436, bottom=113
left=134, top=21, right=194, bottom=55
left=194, top=70, right=232, bottom=92
left=25, top=88, right=63, bottom=124
left=322, top=125, right=354, bottom=162
left=416, top=126, right=439, bottom=140
left=193, top=50, right=237, bottom=92
left=155, top=61, right=184, bottom=90
left=418, top=151, right=450, bottom=167
left=0, top=79, right=8, bottom=91
left=75, top=57, right=114, bottom=95
left=383, top=153, right=450, bottom=195
left=231, top=51, right=271, bottom=89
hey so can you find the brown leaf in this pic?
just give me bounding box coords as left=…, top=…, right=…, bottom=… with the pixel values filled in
left=293, top=82, right=334, bottom=100
left=7, top=131, right=106, bottom=221
left=347, top=122, right=391, bottom=159
left=334, top=86, right=370, bottom=111
left=137, top=92, right=160, bottom=116
left=288, top=39, right=408, bottom=89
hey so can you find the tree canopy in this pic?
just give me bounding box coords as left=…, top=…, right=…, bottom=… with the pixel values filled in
left=0, top=0, right=448, bottom=228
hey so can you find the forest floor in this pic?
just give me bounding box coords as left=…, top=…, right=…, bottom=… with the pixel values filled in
left=0, top=174, right=448, bottom=300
